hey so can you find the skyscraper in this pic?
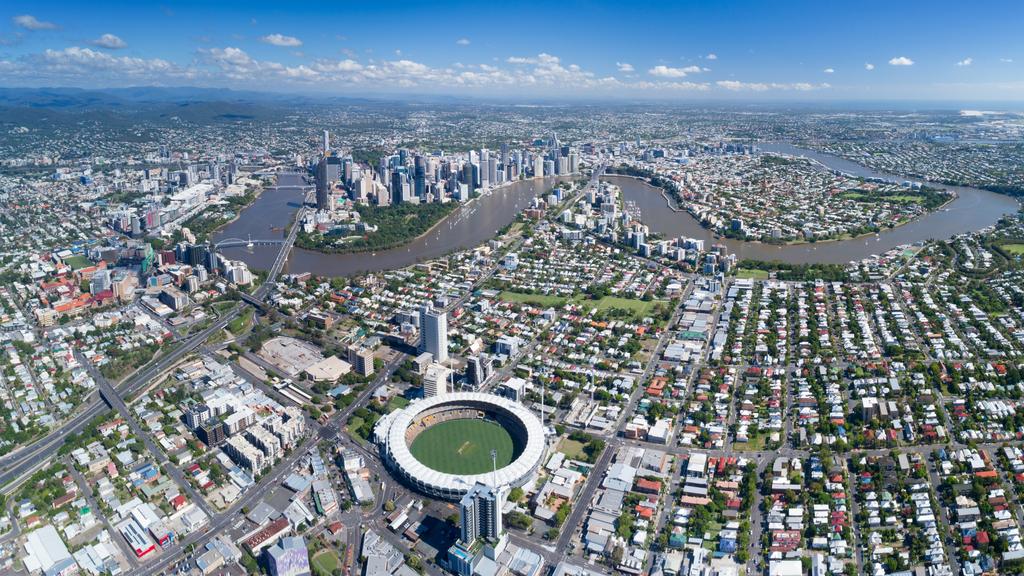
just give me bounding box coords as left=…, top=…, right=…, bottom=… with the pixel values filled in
left=315, top=157, right=329, bottom=210
left=414, top=156, right=427, bottom=198
left=419, top=302, right=448, bottom=362
left=460, top=483, right=505, bottom=543
left=462, top=162, right=474, bottom=191
left=322, top=129, right=329, bottom=154
left=487, top=157, right=498, bottom=186
left=479, top=149, right=490, bottom=187
left=390, top=169, right=406, bottom=205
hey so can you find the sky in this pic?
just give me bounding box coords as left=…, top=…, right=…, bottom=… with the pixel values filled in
left=1, top=0, right=1022, bottom=101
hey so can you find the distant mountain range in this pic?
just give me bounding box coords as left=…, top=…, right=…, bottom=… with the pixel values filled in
left=0, top=86, right=480, bottom=110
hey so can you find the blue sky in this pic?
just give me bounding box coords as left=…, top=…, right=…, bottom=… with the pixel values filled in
left=1, top=0, right=1022, bottom=100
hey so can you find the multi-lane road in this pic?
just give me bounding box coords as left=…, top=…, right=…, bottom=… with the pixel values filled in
left=0, top=305, right=242, bottom=496
left=134, top=353, right=406, bottom=576
left=0, top=173, right=307, bottom=497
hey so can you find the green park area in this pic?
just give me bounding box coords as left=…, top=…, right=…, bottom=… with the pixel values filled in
left=64, top=255, right=93, bottom=270
left=736, top=268, right=770, bottom=280
left=498, top=291, right=663, bottom=319
left=311, top=550, right=341, bottom=575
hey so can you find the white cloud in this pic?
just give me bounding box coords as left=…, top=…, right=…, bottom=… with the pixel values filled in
left=506, top=54, right=560, bottom=66
left=716, top=80, right=830, bottom=92
left=91, top=33, right=127, bottom=49
left=25, top=46, right=183, bottom=83
left=616, top=62, right=634, bottom=73
left=649, top=64, right=701, bottom=78
left=1001, top=58, right=1014, bottom=63
left=956, top=57, right=973, bottom=67
left=456, top=38, right=470, bottom=46
left=0, top=46, right=837, bottom=97
left=864, top=63, right=875, bottom=70
left=889, top=56, right=914, bottom=66
left=823, top=68, right=834, bottom=74
left=312, top=58, right=364, bottom=73
left=649, top=65, right=687, bottom=78
left=13, top=14, right=58, bottom=31
left=705, top=53, right=717, bottom=60
left=260, top=33, right=302, bottom=47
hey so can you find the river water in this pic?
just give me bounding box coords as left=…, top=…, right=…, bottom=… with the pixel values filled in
left=610, top=143, right=1020, bottom=264
left=217, top=145, right=1019, bottom=274
left=214, top=174, right=570, bottom=277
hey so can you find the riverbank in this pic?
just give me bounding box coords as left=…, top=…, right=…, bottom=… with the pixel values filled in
left=185, top=178, right=269, bottom=244
left=295, top=201, right=457, bottom=255
left=607, top=160, right=1018, bottom=266
left=607, top=157, right=961, bottom=247
left=291, top=175, right=568, bottom=258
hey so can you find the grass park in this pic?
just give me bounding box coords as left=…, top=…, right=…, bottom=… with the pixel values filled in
left=63, top=255, right=93, bottom=270
left=311, top=550, right=341, bottom=575
left=498, top=291, right=663, bottom=319
left=736, top=268, right=771, bottom=280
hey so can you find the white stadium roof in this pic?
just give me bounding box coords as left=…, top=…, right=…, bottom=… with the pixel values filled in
left=382, top=392, right=545, bottom=496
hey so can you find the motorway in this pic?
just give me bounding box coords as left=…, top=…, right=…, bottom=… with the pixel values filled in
left=79, top=351, right=216, bottom=518
left=0, top=306, right=242, bottom=496
left=0, top=172, right=306, bottom=497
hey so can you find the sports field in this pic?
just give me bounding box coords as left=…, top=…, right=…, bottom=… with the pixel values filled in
left=409, top=418, right=518, bottom=474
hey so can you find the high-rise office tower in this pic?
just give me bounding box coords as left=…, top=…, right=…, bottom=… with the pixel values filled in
left=390, top=169, right=407, bottom=205
left=460, top=483, right=505, bottom=543
left=533, top=155, right=544, bottom=179
left=323, top=130, right=329, bottom=154
left=419, top=302, right=448, bottom=362
left=315, top=157, right=330, bottom=210
left=414, top=156, right=427, bottom=198
left=487, top=157, right=498, bottom=186
left=479, top=149, right=490, bottom=187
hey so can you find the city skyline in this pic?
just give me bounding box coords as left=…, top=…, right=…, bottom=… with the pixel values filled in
left=0, top=0, right=1022, bottom=101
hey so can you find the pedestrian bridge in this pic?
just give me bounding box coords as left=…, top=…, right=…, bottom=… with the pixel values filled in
left=213, top=237, right=287, bottom=249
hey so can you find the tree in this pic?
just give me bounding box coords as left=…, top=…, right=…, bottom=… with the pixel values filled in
left=505, top=511, right=533, bottom=530
left=405, top=554, right=424, bottom=574
left=554, top=503, right=571, bottom=527
left=240, top=553, right=260, bottom=574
